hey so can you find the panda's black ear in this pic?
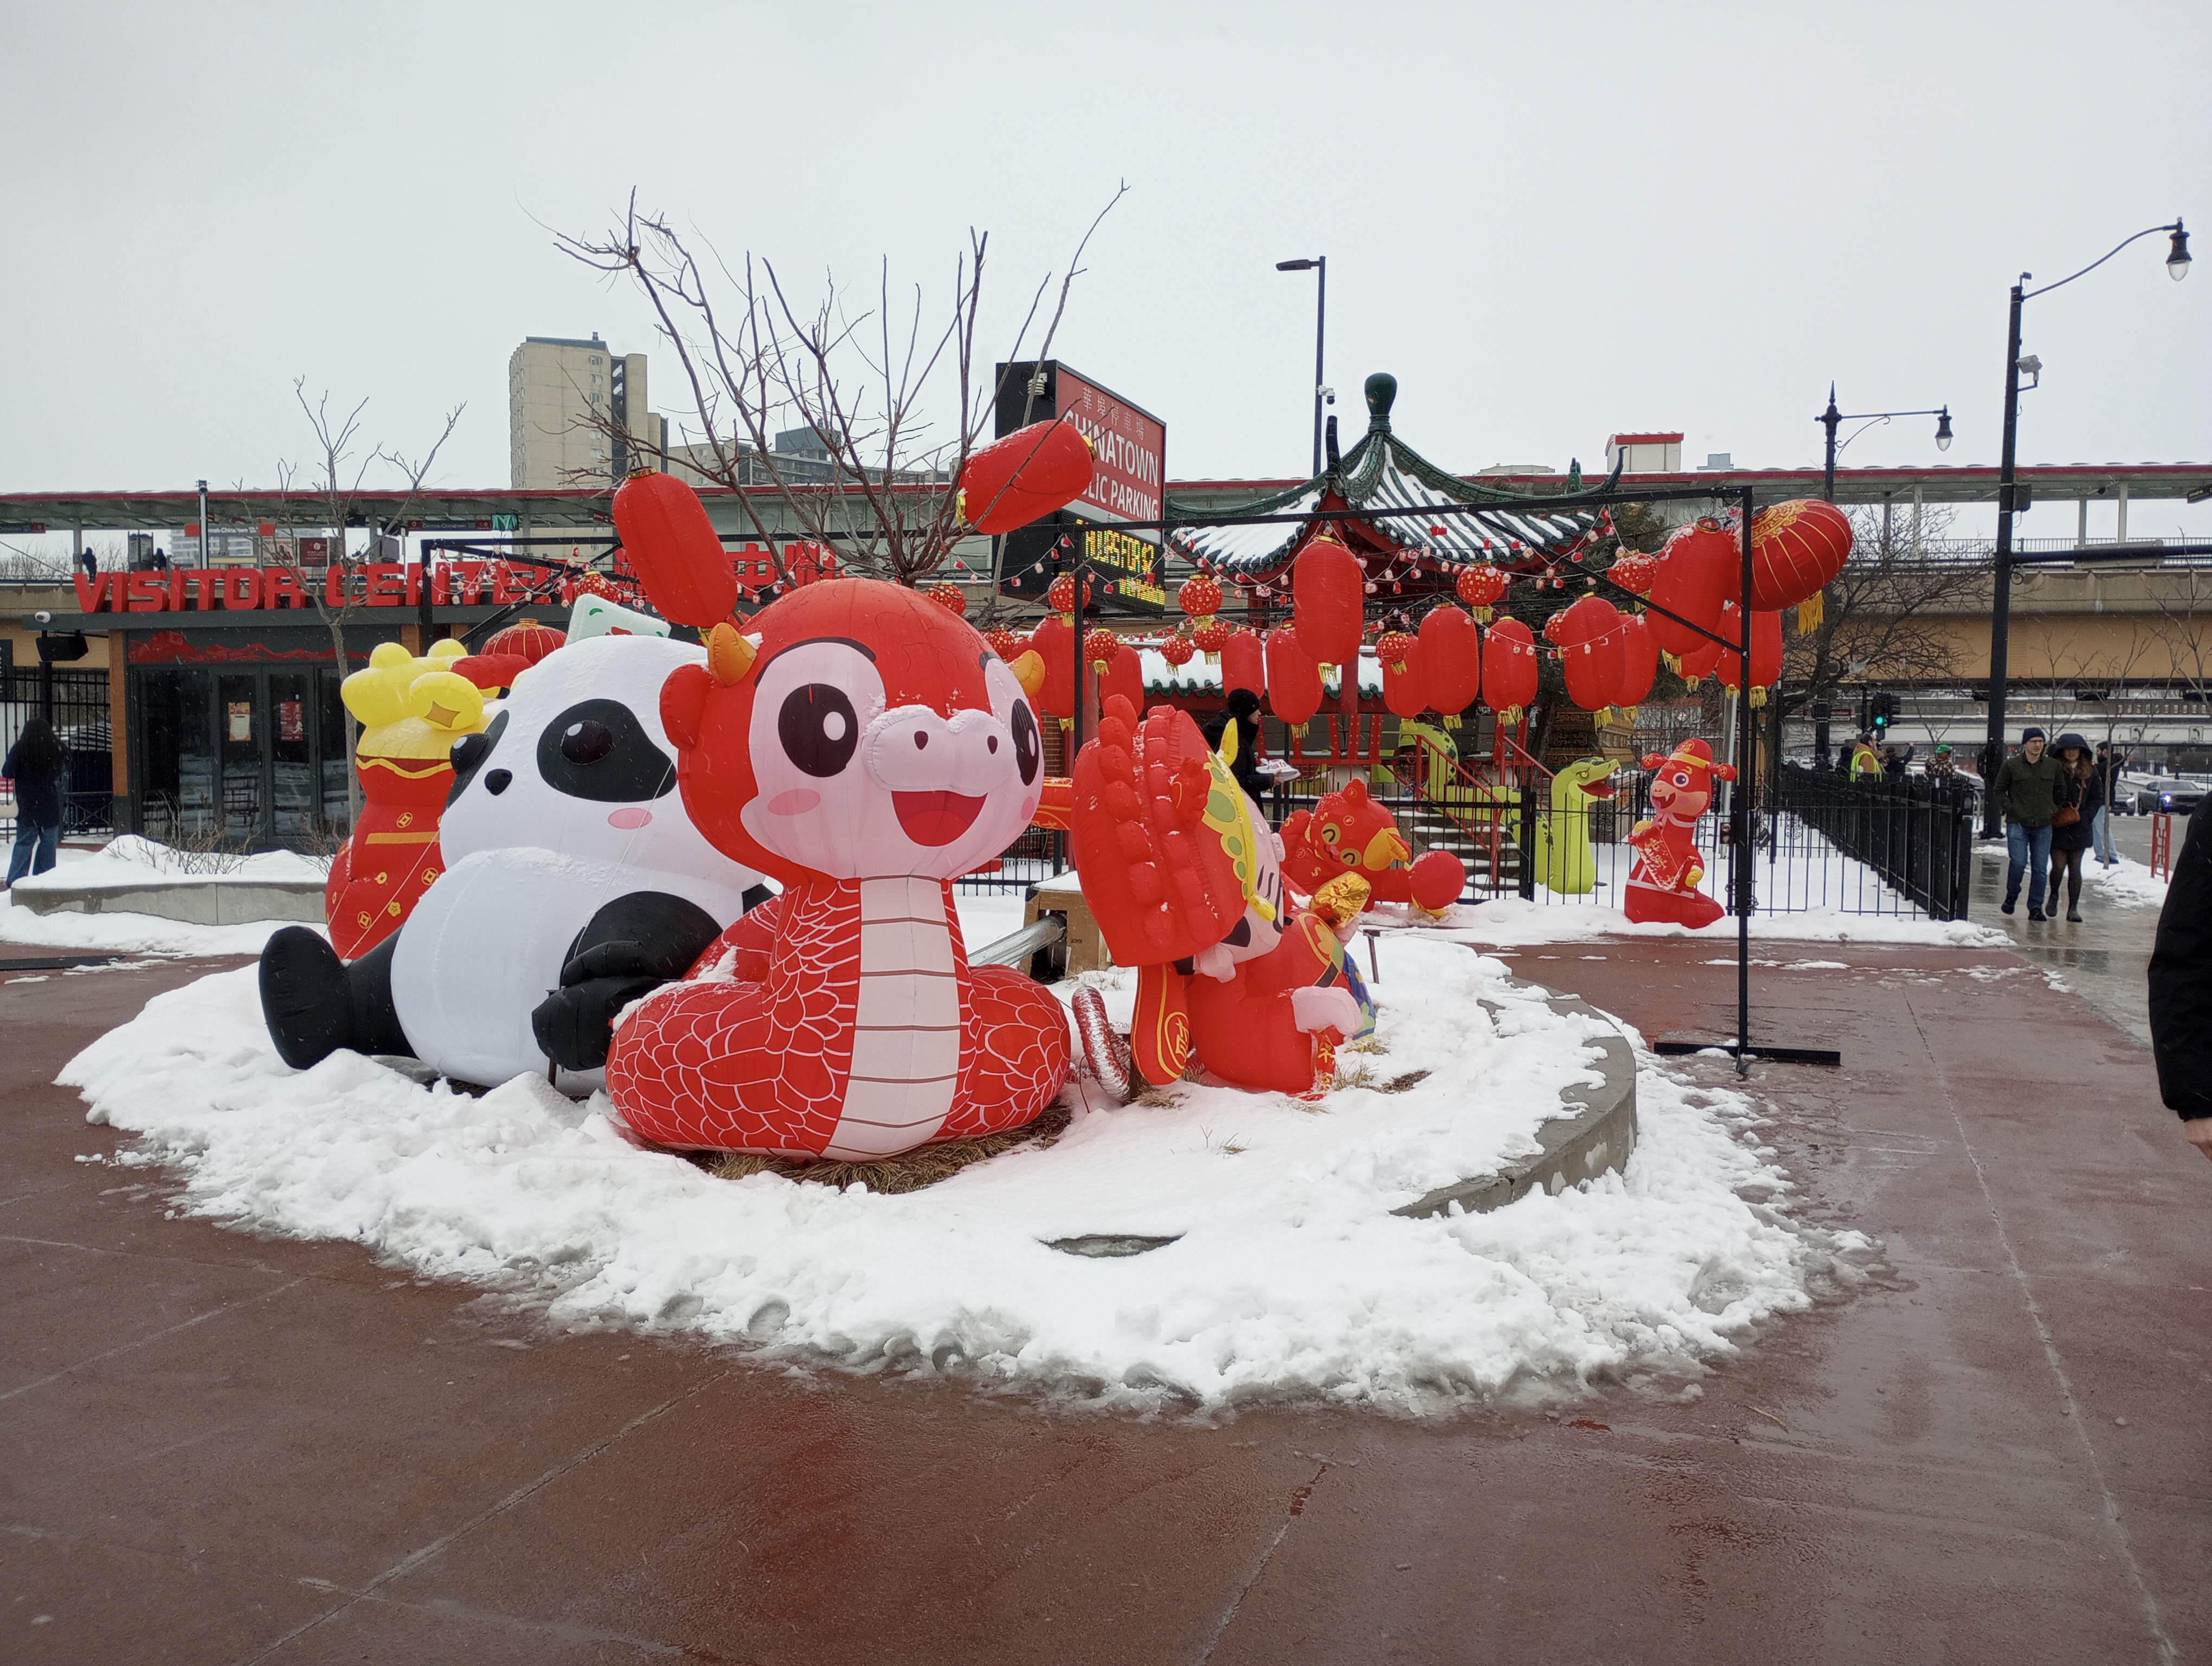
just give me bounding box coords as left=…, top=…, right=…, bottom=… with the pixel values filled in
left=663, top=663, right=713, bottom=751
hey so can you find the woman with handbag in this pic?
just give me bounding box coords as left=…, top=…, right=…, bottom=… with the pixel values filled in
left=2046, top=733, right=2100, bottom=923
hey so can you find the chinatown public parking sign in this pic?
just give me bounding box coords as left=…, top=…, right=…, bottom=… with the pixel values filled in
left=993, top=360, right=1169, bottom=613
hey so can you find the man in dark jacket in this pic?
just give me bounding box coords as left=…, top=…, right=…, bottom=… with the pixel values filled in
left=2149, top=796, right=2212, bottom=1161
left=1992, top=726, right=2065, bottom=919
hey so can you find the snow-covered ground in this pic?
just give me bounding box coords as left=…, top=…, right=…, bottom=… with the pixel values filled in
left=60, top=931, right=1869, bottom=1412
left=2082, top=854, right=2170, bottom=910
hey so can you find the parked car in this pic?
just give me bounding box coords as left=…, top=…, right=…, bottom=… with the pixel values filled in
left=2133, top=775, right=2209, bottom=817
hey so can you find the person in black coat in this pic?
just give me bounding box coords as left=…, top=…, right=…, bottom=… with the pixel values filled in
left=4, top=717, right=68, bottom=886
left=2150, top=795, right=2212, bottom=1162
left=2044, top=733, right=2101, bottom=922
left=1201, top=687, right=1269, bottom=805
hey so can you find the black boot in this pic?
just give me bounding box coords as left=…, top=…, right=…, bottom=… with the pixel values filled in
left=260, top=928, right=414, bottom=1069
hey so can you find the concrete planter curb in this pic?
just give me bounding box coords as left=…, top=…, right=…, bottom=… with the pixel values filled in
left=1391, top=986, right=1637, bottom=1220
left=11, top=877, right=327, bottom=926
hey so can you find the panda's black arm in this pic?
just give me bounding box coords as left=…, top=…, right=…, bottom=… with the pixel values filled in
left=531, top=892, right=725, bottom=1073
left=559, top=892, right=725, bottom=985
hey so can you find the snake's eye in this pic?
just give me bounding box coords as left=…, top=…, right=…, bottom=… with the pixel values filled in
left=1009, top=700, right=1040, bottom=786
left=779, top=683, right=860, bottom=778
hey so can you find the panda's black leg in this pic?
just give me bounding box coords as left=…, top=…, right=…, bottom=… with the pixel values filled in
left=260, top=927, right=415, bottom=1070
left=531, top=892, right=723, bottom=1072
left=343, top=932, right=415, bottom=1059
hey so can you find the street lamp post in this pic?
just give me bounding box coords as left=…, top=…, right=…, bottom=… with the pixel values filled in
left=1979, top=220, right=2191, bottom=836
left=1817, top=387, right=1952, bottom=503
left=1275, top=257, right=1327, bottom=478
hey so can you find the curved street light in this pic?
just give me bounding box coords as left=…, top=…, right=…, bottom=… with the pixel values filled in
left=1817, top=385, right=1954, bottom=501
left=1275, top=257, right=1327, bottom=478
left=1980, top=219, right=2191, bottom=836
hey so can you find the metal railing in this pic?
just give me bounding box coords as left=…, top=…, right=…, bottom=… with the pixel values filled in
left=2, top=665, right=115, bottom=844
left=1773, top=764, right=1977, bottom=919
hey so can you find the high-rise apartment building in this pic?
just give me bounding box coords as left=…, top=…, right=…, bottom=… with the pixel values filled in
left=507, top=335, right=667, bottom=490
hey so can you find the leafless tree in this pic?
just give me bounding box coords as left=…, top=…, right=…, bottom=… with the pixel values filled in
left=2149, top=570, right=2212, bottom=703
left=261, top=381, right=464, bottom=823
left=1780, top=502, right=1984, bottom=732
left=554, top=187, right=1126, bottom=592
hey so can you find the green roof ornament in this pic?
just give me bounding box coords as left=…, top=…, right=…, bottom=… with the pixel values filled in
left=1364, top=372, right=1397, bottom=429
left=1565, top=457, right=1583, bottom=492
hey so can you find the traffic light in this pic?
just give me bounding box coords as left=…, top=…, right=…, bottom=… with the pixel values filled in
left=1871, top=691, right=1900, bottom=733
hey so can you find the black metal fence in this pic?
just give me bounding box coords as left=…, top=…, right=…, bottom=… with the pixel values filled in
left=2, top=665, right=116, bottom=846
left=1773, top=762, right=1978, bottom=920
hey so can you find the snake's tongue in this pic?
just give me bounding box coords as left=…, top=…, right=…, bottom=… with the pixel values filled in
left=1582, top=779, right=1617, bottom=799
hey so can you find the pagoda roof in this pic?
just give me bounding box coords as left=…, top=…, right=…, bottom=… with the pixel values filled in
left=1164, top=372, right=1622, bottom=576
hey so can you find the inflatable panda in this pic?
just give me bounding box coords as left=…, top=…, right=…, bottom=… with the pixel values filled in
left=261, top=634, right=766, bottom=1090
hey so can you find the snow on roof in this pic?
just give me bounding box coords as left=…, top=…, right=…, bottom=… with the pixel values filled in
left=1140, top=645, right=1382, bottom=695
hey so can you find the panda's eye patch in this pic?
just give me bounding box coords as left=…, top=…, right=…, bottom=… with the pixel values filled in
left=446, top=710, right=509, bottom=808
left=535, top=699, right=675, bottom=803
left=779, top=684, right=860, bottom=778
left=561, top=720, right=615, bottom=766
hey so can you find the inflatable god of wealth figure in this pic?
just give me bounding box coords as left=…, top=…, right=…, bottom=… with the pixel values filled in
left=324, top=625, right=562, bottom=959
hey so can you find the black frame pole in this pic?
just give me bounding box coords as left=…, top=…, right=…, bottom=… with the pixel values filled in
left=1821, top=388, right=1841, bottom=503
left=1982, top=279, right=2025, bottom=837
left=1736, top=486, right=1756, bottom=1077
left=1311, top=257, right=1327, bottom=480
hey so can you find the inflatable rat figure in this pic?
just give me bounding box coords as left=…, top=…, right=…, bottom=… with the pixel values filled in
left=1623, top=736, right=1735, bottom=929
left=1071, top=698, right=1373, bottom=1096
left=1279, top=777, right=1464, bottom=917
left=599, top=580, right=1072, bottom=1158
left=261, top=633, right=766, bottom=1087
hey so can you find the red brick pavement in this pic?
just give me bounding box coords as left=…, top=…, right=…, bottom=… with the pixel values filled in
left=1, top=938, right=2205, bottom=1664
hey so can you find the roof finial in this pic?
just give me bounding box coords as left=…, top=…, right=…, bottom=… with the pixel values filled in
left=1364, top=373, right=1397, bottom=429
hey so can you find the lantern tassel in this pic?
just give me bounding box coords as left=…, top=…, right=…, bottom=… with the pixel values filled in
left=1751, top=687, right=1769, bottom=708
left=1797, top=592, right=1825, bottom=634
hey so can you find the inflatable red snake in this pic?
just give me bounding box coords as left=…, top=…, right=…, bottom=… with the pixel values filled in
left=604, top=580, right=1071, bottom=1157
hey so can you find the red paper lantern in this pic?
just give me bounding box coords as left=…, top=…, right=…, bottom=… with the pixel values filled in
left=1158, top=631, right=1197, bottom=669
left=1647, top=517, right=1734, bottom=659
left=1031, top=614, right=1077, bottom=719
left=929, top=581, right=967, bottom=616
left=1608, top=551, right=1659, bottom=596
left=1084, top=626, right=1121, bottom=673
left=1380, top=633, right=1427, bottom=719
left=481, top=620, right=566, bottom=667
left=1103, top=640, right=1145, bottom=713
left=1549, top=595, right=1627, bottom=716
left=983, top=625, right=1026, bottom=659
left=1750, top=498, right=1854, bottom=621
left=1454, top=565, right=1509, bottom=623
left=1178, top=574, right=1223, bottom=621
left=1481, top=616, right=1539, bottom=725
left=1293, top=536, right=1365, bottom=668
left=1192, top=618, right=1233, bottom=656
left=1220, top=627, right=1265, bottom=701
left=1046, top=572, right=1092, bottom=618
left=1674, top=606, right=1725, bottom=688
left=1717, top=604, right=1785, bottom=703
left=1610, top=611, right=1661, bottom=717
left=958, top=419, right=1094, bottom=534
left=1418, top=604, right=1482, bottom=715
left=610, top=472, right=735, bottom=627
left=1264, top=626, right=1324, bottom=726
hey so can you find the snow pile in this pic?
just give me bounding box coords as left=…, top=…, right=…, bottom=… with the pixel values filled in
left=2, top=835, right=333, bottom=957
left=9, top=834, right=332, bottom=890
left=60, top=935, right=1865, bottom=1410
left=0, top=893, right=319, bottom=957
left=2084, top=855, right=2169, bottom=910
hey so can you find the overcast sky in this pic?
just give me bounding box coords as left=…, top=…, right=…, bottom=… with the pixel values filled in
left=6, top=0, right=2207, bottom=542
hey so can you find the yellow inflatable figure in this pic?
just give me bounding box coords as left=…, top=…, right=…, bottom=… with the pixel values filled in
left=325, top=640, right=493, bottom=958
left=1533, top=756, right=1619, bottom=896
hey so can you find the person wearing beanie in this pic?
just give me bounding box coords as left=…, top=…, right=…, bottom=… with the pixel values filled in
left=1992, top=727, right=2066, bottom=919
left=1201, top=685, right=1269, bottom=805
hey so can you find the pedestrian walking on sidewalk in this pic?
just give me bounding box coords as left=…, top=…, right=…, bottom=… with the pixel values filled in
left=2044, top=733, right=2099, bottom=922
left=1849, top=734, right=1882, bottom=780
left=2093, top=741, right=2118, bottom=865
left=1994, top=726, right=2065, bottom=920
left=3, top=717, right=67, bottom=886
left=2149, top=796, right=2212, bottom=1162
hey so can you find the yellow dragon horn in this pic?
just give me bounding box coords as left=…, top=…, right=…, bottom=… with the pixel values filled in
left=1217, top=718, right=1240, bottom=767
